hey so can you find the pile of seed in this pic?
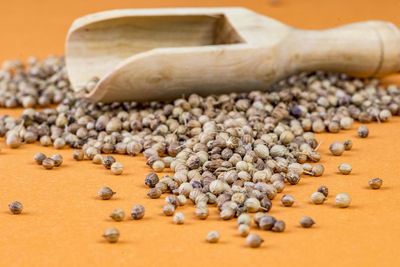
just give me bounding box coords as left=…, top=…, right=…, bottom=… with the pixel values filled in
left=0, top=57, right=392, bottom=245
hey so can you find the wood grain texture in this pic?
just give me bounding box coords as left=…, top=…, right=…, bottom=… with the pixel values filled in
left=65, top=8, right=400, bottom=102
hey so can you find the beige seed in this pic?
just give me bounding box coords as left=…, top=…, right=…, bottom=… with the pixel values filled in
left=335, top=193, right=351, bottom=208
left=246, top=233, right=264, bottom=248
left=111, top=162, right=123, bottom=175
left=338, top=163, right=352, bottom=175
left=206, top=231, right=220, bottom=243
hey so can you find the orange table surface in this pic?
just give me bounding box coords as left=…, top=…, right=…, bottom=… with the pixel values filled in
left=1, top=0, right=400, bottom=266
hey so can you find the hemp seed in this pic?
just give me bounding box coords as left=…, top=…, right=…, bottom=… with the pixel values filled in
left=300, top=216, right=315, bottom=228
left=103, top=228, right=120, bottom=243
left=98, top=186, right=116, bottom=200
left=131, top=205, right=145, bottom=220
left=369, top=178, right=382, bottom=189
left=9, top=201, right=23, bottom=214
left=246, top=233, right=264, bottom=248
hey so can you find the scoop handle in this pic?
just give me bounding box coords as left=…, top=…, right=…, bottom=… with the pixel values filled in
left=283, top=21, right=400, bottom=77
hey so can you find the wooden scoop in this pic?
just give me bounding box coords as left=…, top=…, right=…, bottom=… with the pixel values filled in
left=65, top=7, right=400, bottom=102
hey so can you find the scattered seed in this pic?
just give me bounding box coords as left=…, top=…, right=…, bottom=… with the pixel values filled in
left=369, top=178, right=383, bottom=189
left=102, top=155, right=115, bottom=169
left=329, top=142, right=345, bottom=156
left=42, top=158, right=55, bottom=169
left=271, top=220, right=286, bottom=232
left=110, top=209, right=125, bottom=221
left=317, top=186, right=329, bottom=197
left=281, top=194, right=295, bottom=207
left=246, top=234, right=264, bottom=248
left=300, top=216, right=315, bottom=228
left=206, top=231, right=220, bottom=243
left=103, top=228, right=120, bottom=243
left=111, top=162, right=123, bottom=175
left=73, top=150, right=84, bottom=161
left=343, top=139, right=353, bottom=150
left=9, top=201, right=23, bottom=214
left=335, top=193, right=351, bottom=208
left=338, top=163, right=352, bottom=175
left=50, top=154, right=63, bottom=167
left=92, top=154, right=103, bottom=164
left=98, top=187, right=116, bottom=200
left=311, top=192, right=326, bottom=204
left=173, top=212, right=185, bottom=224
left=34, top=152, right=46, bottom=164
left=238, top=224, right=250, bottom=237
left=131, top=205, right=145, bottom=219
left=358, top=126, right=369, bottom=138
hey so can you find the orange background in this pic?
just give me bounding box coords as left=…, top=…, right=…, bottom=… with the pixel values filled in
left=1, top=0, right=400, bottom=266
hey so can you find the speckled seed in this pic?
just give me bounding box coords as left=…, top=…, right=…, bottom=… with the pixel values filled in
left=103, top=228, right=120, bottom=243
left=329, top=142, right=345, bottom=156
left=238, top=224, right=250, bottom=237
left=42, top=158, right=55, bottom=169
left=335, top=193, right=351, bottom=208
left=145, top=173, right=159, bottom=188
left=147, top=188, right=162, bottom=199
left=110, top=209, right=125, bottom=221
left=369, top=178, right=383, bottom=189
left=50, top=154, right=63, bottom=167
left=98, top=186, right=116, bottom=200
left=338, top=163, right=352, bottom=175
left=343, top=139, right=353, bottom=150
left=177, top=195, right=187, bottom=206
left=173, top=212, right=185, bottom=224
left=6, top=133, right=21, bottom=148
left=358, top=126, right=369, bottom=138
left=281, top=194, right=295, bottom=207
left=9, top=201, right=23, bottom=214
left=311, top=192, right=326, bottom=204
left=312, top=164, right=325, bottom=177
left=163, top=203, right=175, bottom=216
left=206, top=231, right=220, bottom=243
left=271, top=220, right=286, bottom=232
left=195, top=207, right=209, bottom=219
left=92, top=154, right=103, bottom=164
left=246, top=234, right=264, bottom=248
left=111, top=162, right=123, bottom=175
left=300, top=216, right=315, bottom=228
left=34, top=152, right=46, bottom=164
left=131, top=205, right=145, bottom=219
left=102, top=155, right=116, bottom=169
left=317, top=186, right=329, bottom=197
left=73, top=150, right=84, bottom=161
left=259, top=215, right=276, bottom=230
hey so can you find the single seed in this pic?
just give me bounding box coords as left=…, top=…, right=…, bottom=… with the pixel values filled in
left=34, top=152, right=46, bottom=164
left=177, top=195, right=187, bottom=206
left=73, top=150, right=84, bottom=161
left=92, top=154, right=103, bottom=164
left=271, top=220, right=286, bottom=232
left=358, top=126, right=369, bottom=138
left=338, top=163, right=352, bottom=175
left=238, top=224, right=250, bottom=237
left=42, top=158, right=55, bottom=169
left=53, top=137, right=66, bottom=149
left=246, top=234, right=264, bottom=248
left=109, top=209, right=125, bottom=221
left=317, top=186, right=329, bottom=197
left=206, top=231, right=220, bottom=243
left=173, top=212, right=185, bottom=224
left=300, top=216, right=315, bottom=228
left=111, top=162, right=123, bottom=175
left=329, top=142, right=345, bottom=156
left=9, top=201, right=23, bottom=214
left=220, top=208, right=235, bottom=220
left=147, top=188, right=162, bottom=199
left=195, top=207, right=209, bottom=219
left=103, top=228, right=120, bottom=243
left=253, top=212, right=264, bottom=226
left=131, top=205, right=145, bottom=219
left=6, top=133, right=21, bottom=148
left=311, top=192, right=326, bottom=204
left=102, top=155, right=116, bottom=169
left=50, top=154, right=63, bottom=167
left=152, top=160, right=165, bottom=172
left=281, top=194, right=295, bottom=207
left=145, top=173, right=159, bottom=188
left=369, top=178, right=383, bottom=189
left=237, top=213, right=252, bottom=226
left=98, top=186, right=116, bottom=200
left=163, top=203, right=175, bottom=216
left=343, top=139, right=353, bottom=150
left=335, top=193, right=351, bottom=208
left=312, top=164, right=324, bottom=177
left=259, top=215, right=276, bottom=230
